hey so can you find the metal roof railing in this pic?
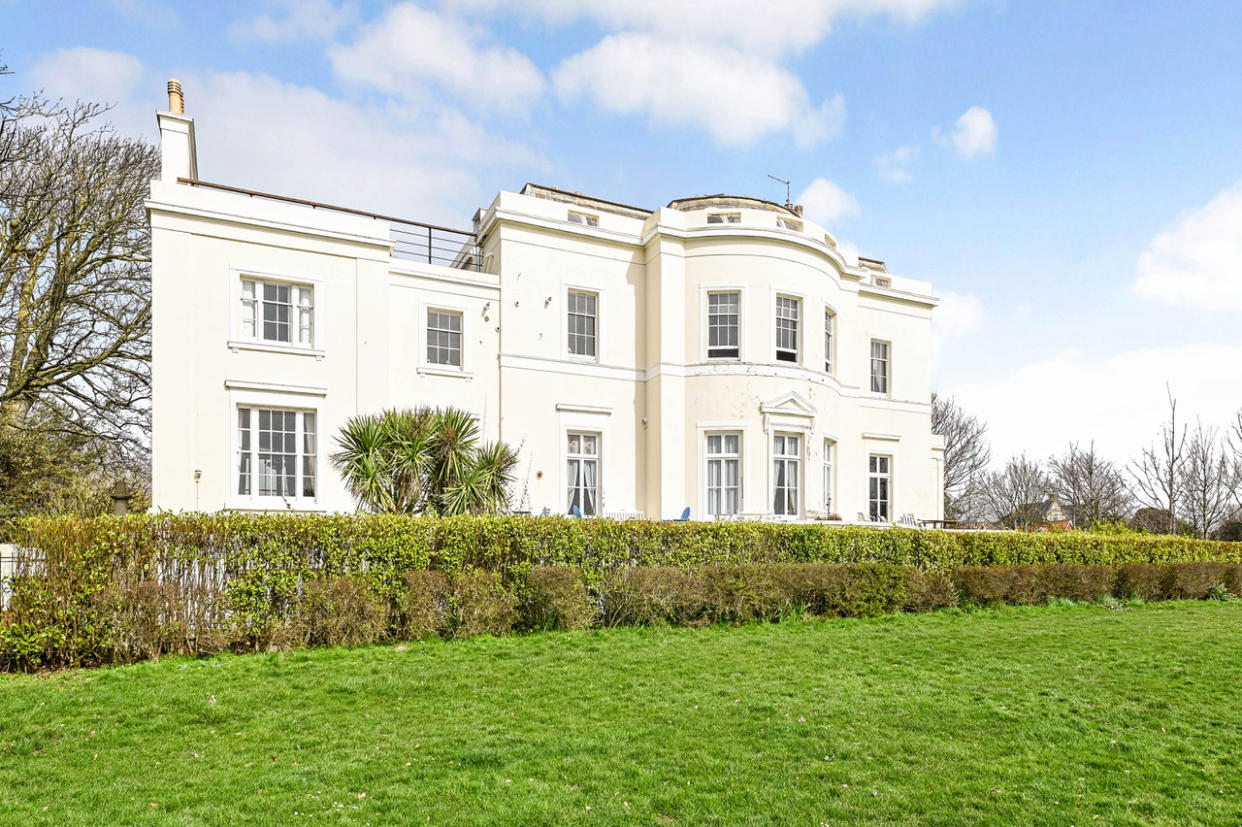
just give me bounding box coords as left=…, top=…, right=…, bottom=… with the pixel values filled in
left=176, top=178, right=481, bottom=272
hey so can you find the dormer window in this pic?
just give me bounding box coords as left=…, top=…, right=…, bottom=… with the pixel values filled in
left=568, top=210, right=599, bottom=227
left=707, top=212, right=741, bottom=224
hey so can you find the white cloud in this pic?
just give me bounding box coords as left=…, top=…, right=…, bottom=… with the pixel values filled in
left=30, top=49, right=540, bottom=228
left=329, top=3, right=544, bottom=113
left=875, top=145, right=918, bottom=182
left=1133, top=180, right=1242, bottom=310
left=554, top=35, right=844, bottom=147
left=930, top=290, right=983, bottom=365
left=796, top=177, right=859, bottom=225
left=230, top=0, right=357, bottom=45
left=107, top=0, right=179, bottom=29
left=455, top=0, right=962, bottom=56
left=32, top=47, right=145, bottom=110
left=935, top=106, right=996, bottom=159
left=944, top=342, right=1242, bottom=465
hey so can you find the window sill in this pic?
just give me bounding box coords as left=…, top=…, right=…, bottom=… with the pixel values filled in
left=227, top=498, right=322, bottom=512
left=417, top=366, right=473, bottom=379
left=565, top=354, right=600, bottom=364
left=228, top=340, right=325, bottom=360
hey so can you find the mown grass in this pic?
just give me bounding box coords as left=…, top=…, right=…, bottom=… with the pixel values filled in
left=2, top=601, right=1241, bottom=825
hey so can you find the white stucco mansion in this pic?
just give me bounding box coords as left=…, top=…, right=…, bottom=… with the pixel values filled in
left=148, top=85, right=944, bottom=522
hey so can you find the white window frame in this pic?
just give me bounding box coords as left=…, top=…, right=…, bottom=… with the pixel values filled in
left=705, top=289, right=741, bottom=360
left=868, top=454, right=893, bottom=523
left=823, top=438, right=836, bottom=515
left=824, top=307, right=836, bottom=374
left=771, top=432, right=801, bottom=517
left=565, top=430, right=601, bottom=516
left=774, top=294, right=801, bottom=365
left=417, top=297, right=473, bottom=378
left=870, top=339, right=891, bottom=396
left=228, top=267, right=324, bottom=359
left=563, top=285, right=602, bottom=363
left=704, top=431, right=743, bottom=518
left=228, top=386, right=324, bottom=511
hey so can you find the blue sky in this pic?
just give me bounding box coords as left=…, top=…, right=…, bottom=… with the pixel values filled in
left=5, top=0, right=1242, bottom=464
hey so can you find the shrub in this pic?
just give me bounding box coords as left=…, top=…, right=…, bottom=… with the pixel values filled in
left=1163, top=563, right=1230, bottom=601
left=7, top=512, right=1242, bottom=670
left=699, top=564, right=789, bottom=623
left=904, top=569, right=957, bottom=612
left=601, top=567, right=707, bottom=627
left=953, top=567, right=1020, bottom=606
left=290, top=576, right=389, bottom=648
left=1114, top=564, right=1167, bottom=601
left=1035, top=565, right=1116, bottom=603
left=397, top=570, right=451, bottom=640
left=524, top=568, right=597, bottom=630
left=451, top=571, right=518, bottom=638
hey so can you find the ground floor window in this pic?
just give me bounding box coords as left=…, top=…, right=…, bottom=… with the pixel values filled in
left=869, top=454, right=891, bottom=522
left=772, top=433, right=800, bottom=516
left=823, top=438, right=835, bottom=514
left=706, top=432, right=741, bottom=516
left=238, top=407, right=316, bottom=500
left=566, top=431, right=600, bottom=516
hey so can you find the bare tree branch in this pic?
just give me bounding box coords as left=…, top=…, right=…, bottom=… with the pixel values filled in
left=1048, top=442, right=1133, bottom=528
left=1179, top=421, right=1236, bottom=539
left=931, top=392, right=990, bottom=519
left=977, top=454, right=1050, bottom=530
left=1129, top=385, right=1187, bottom=534
left=0, top=97, right=156, bottom=459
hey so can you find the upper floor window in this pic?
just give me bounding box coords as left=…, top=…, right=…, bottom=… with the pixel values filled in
left=869, top=455, right=892, bottom=522
left=706, top=432, right=741, bottom=517
left=241, top=279, right=313, bottom=347
left=426, top=308, right=463, bottom=368
left=776, top=217, right=802, bottom=231
left=775, top=296, right=800, bottom=363
left=237, top=406, right=316, bottom=502
left=567, top=290, right=598, bottom=359
left=824, top=310, right=835, bottom=374
left=707, top=291, right=740, bottom=359
left=566, top=431, right=600, bottom=516
left=707, top=212, right=741, bottom=224
left=568, top=210, right=599, bottom=227
left=870, top=340, right=890, bottom=395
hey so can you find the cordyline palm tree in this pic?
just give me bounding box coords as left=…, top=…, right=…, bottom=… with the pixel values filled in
left=330, top=407, right=519, bottom=515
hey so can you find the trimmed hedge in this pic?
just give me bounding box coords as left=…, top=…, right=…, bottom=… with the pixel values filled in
left=3, top=513, right=1242, bottom=670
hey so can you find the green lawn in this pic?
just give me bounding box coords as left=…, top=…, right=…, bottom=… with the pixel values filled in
left=2, top=603, right=1241, bottom=825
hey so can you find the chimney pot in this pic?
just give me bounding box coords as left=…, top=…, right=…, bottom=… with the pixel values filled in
left=793, top=204, right=803, bottom=217
left=167, top=78, right=184, bottom=115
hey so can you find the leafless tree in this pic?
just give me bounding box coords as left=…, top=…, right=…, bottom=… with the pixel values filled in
left=978, top=454, right=1051, bottom=530
left=1130, top=386, right=1186, bottom=534
left=931, top=392, right=990, bottom=519
left=1048, top=442, right=1133, bottom=528
left=0, top=96, right=157, bottom=458
left=1179, top=422, right=1236, bottom=539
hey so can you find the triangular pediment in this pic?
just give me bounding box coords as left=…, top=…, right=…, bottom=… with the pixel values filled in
left=759, top=391, right=817, bottom=417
